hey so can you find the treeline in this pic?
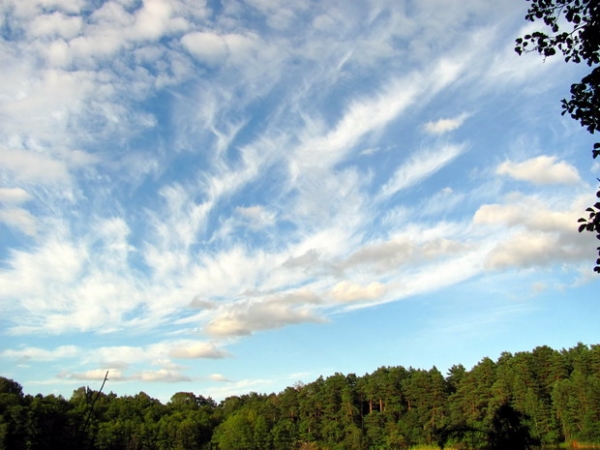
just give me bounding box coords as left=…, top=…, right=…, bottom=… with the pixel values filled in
left=1, top=343, right=600, bottom=450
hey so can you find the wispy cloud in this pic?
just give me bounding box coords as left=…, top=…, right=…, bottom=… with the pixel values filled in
left=0, top=207, right=37, bottom=236
left=379, top=144, right=467, bottom=199
left=59, top=369, right=123, bottom=382
left=1, top=345, right=79, bottom=362
left=423, top=113, right=470, bottom=134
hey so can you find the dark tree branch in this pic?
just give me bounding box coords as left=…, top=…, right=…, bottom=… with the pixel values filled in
left=81, top=371, right=109, bottom=439
left=515, top=0, right=600, bottom=272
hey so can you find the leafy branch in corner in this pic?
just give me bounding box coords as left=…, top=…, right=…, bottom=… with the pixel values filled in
left=515, top=0, right=600, bottom=271
left=578, top=180, right=600, bottom=272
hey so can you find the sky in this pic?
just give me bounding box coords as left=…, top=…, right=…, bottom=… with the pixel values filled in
left=1, top=0, right=599, bottom=404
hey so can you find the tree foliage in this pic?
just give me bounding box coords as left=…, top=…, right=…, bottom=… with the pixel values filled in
left=515, top=0, right=600, bottom=272
left=2, top=343, right=600, bottom=449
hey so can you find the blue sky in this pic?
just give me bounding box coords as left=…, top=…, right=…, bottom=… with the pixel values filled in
left=1, top=0, right=599, bottom=403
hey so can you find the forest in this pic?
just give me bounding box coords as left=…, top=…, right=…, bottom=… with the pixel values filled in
left=1, top=343, right=600, bottom=450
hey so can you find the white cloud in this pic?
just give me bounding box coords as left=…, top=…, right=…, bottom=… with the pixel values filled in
left=58, top=366, right=190, bottom=383
left=0, top=231, right=159, bottom=335
left=484, top=230, right=584, bottom=270
left=95, top=346, right=150, bottom=368
left=69, top=33, right=124, bottom=61
left=244, top=0, right=309, bottom=30
left=2, top=0, right=86, bottom=18
left=283, top=249, right=321, bottom=269
left=221, top=33, right=262, bottom=67
left=0, top=149, right=69, bottom=184
left=236, top=205, right=276, bottom=229
left=91, top=1, right=133, bottom=28
left=92, top=341, right=230, bottom=371
left=29, top=12, right=82, bottom=39
left=423, top=113, right=469, bottom=134
left=205, top=294, right=325, bottom=337
left=132, top=369, right=191, bottom=382
left=6, top=340, right=229, bottom=384
left=131, top=0, right=180, bottom=41
left=338, top=231, right=470, bottom=276
left=91, top=218, right=132, bottom=262
left=0, top=239, right=85, bottom=299
left=169, top=341, right=229, bottom=359
left=329, top=281, right=386, bottom=302
left=342, top=239, right=413, bottom=272
left=1, top=345, right=79, bottom=361
left=474, top=195, right=595, bottom=269
left=474, top=202, right=576, bottom=233
left=59, top=368, right=120, bottom=381
left=0, top=188, right=31, bottom=204
left=497, top=156, right=581, bottom=185
left=208, top=373, right=230, bottom=382
left=0, top=207, right=37, bottom=236
left=181, top=31, right=229, bottom=66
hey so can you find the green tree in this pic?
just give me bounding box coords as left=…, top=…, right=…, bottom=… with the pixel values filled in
left=25, top=394, right=80, bottom=450
left=162, top=392, right=216, bottom=450
left=357, top=366, right=412, bottom=448
left=446, top=364, right=467, bottom=396
left=484, top=403, right=540, bottom=450
left=212, top=410, right=258, bottom=450
left=0, top=379, right=27, bottom=450
left=0, top=379, right=23, bottom=397
left=448, top=357, right=498, bottom=448
left=515, top=0, right=600, bottom=271
left=297, top=377, right=325, bottom=444
left=320, top=373, right=359, bottom=449
left=400, top=368, right=448, bottom=445
left=1, top=342, right=599, bottom=450
left=278, top=386, right=300, bottom=423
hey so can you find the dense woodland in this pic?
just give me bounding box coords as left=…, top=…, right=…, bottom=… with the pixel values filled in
left=1, top=343, right=600, bottom=450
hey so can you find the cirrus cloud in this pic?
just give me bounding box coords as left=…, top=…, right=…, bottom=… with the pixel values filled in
left=423, top=113, right=469, bottom=134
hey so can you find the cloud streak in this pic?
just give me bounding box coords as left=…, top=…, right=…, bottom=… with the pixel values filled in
left=424, top=113, right=470, bottom=134
left=379, top=144, right=466, bottom=199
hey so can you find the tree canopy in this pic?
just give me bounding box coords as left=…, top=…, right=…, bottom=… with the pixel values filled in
left=515, top=0, right=600, bottom=272
left=1, top=343, right=600, bottom=449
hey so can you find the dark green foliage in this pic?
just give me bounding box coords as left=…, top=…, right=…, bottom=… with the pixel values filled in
left=578, top=193, right=600, bottom=273
left=484, top=403, right=540, bottom=450
left=514, top=0, right=600, bottom=134
left=515, top=0, right=600, bottom=272
left=0, top=385, right=84, bottom=450
left=0, top=378, right=23, bottom=396
left=3, top=343, right=600, bottom=449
